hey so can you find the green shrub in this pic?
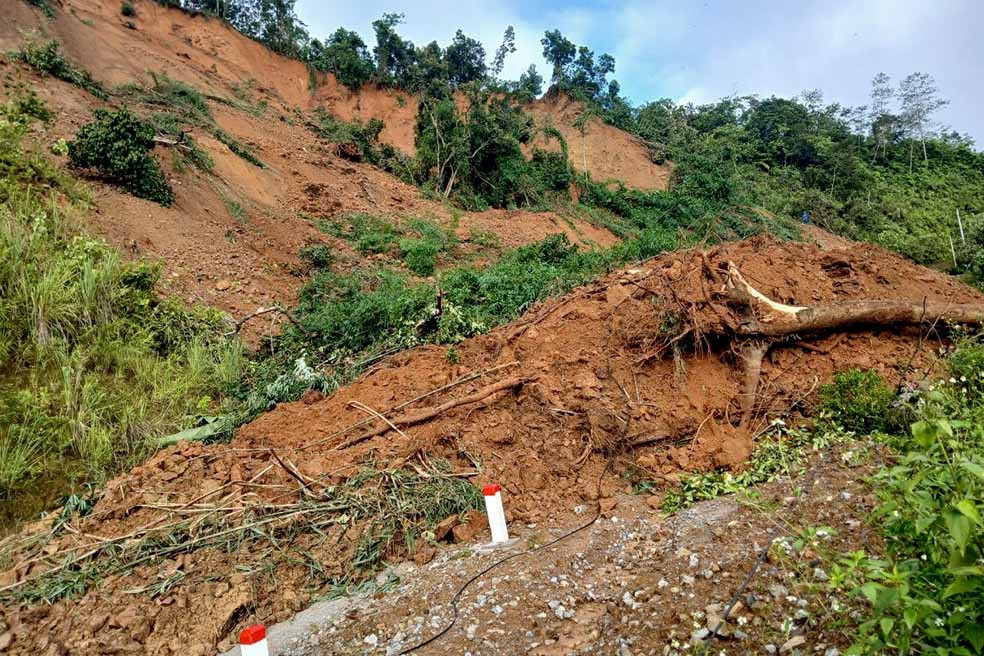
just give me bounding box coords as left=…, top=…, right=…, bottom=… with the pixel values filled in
left=298, top=242, right=333, bottom=270
left=12, top=40, right=107, bottom=100
left=25, top=0, right=54, bottom=18
left=121, top=0, right=136, bottom=16
left=68, top=108, right=174, bottom=205
left=827, top=342, right=984, bottom=653
left=818, top=368, right=895, bottom=433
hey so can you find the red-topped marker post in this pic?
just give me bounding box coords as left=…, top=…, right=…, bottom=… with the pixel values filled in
left=482, top=483, right=510, bottom=545
left=240, top=625, right=269, bottom=656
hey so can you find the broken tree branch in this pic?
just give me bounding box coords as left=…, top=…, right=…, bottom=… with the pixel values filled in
left=337, top=377, right=531, bottom=448
left=224, top=306, right=310, bottom=337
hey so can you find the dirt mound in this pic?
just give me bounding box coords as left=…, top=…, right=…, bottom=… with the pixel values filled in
left=2, top=235, right=981, bottom=654
left=526, top=93, right=672, bottom=192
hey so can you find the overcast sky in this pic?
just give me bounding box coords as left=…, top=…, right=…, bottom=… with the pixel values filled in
left=296, top=0, right=982, bottom=146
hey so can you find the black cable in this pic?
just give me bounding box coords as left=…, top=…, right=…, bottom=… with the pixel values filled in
left=399, top=464, right=610, bottom=654
left=699, top=457, right=825, bottom=656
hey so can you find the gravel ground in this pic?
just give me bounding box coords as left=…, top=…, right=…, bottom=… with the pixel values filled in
left=222, top=443, right=880, bottom=656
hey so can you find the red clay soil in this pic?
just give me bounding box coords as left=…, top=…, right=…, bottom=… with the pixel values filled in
left=526, top=93, right=672, bottom=192
left=2, top=235, right=981, bottom=655
left=0, top=0, right=622, bottom=339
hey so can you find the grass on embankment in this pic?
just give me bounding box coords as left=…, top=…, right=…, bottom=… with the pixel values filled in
left=0, top=94, right=241, bottom=528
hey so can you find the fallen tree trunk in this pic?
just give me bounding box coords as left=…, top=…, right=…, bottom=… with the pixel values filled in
left=724, top=262, right=984, bottom=337
left=712, top=261, right=984, bottom=428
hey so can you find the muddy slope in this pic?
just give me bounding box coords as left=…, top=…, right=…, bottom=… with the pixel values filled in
left=1, top=235, right=980, bottom=654
left=1, top=0, right=627, bottom=335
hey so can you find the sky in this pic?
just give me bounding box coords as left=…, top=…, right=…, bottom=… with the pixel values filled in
left=295, top=0, right=982, bottom=145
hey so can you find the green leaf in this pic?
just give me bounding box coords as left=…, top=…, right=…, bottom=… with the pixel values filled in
left=965, top=624, right=984, bottom=653
left=859, top=581, right=882, bottom=604
left=955, top=499, right=983, bottom=526
left=903, top=606, right=918, bottom=629
left=943, top=507, right=972, bottom=554
left=880, top=617, right=895, bottom=638
left=960, top=460, right=984, bottom=480
left=942, top=576, right=981, bottom=598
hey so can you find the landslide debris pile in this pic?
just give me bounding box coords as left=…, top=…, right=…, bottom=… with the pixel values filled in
left=2, top=236, right=983, bottom=655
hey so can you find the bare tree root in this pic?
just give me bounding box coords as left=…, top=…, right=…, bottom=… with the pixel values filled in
left=737, top=340, right=770, bottom=429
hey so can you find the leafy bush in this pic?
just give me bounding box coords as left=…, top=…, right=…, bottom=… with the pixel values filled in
left=121, top=0, right=136, bottom=16
left=68, top=108, right=174, bottom=205
left=827, top=341, right=984, bottom=653
left=818, top=368, right=895, bottom=433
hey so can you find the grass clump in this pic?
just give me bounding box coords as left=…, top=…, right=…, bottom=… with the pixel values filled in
left=146, top=113, right=213, bottom=173
left=68, top=107, right=174, bottom=206
left=121, top=0, right=136, bottom=17
left=12, top=39, right=107, bottom=100
left=0, top=97, right=241, bottom=527
left=321, top=214, right=455, bottom=276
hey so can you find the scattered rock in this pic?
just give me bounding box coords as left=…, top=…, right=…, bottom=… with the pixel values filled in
left=434, top=514, right=459, bottom=542
left=780, top=635, right=807, bottom=653
left=214, top=279, right=232, bottom=291
left=364, top=633, right=379, bottom=646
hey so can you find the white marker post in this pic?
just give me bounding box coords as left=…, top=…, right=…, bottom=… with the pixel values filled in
left=482, top=483, right=510, bottom=544
left=239, top=625, right=269, bottom=656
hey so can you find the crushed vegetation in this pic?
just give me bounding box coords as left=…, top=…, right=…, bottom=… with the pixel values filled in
left=116, top=72, right=264, bottom=168
left=11, top=39, right=106, bottom=100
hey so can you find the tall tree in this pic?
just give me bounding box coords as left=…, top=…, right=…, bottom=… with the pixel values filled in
left=869, top=72, right=894, bottom=162
left=372, top=13, right=416, bottom=87
left=308, top=28, right=374, bottom=89
left=540, top=30, right=576, bottom=88
left=898, top=72, right=949, bottom=170
left=445, top=30, right=486, bottom=87
left=491, top=26, right=516, bottom=80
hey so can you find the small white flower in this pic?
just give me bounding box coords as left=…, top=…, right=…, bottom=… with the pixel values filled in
left=960, top=376, right=967, bottom=382
left=921, top=554, right=927, bottom=560
left=935, top=617, right=945, bottom=627
left=950, top=377, right=957, bottom=384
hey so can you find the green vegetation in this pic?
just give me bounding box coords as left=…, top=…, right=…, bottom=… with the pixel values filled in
left=310, top=110, right=403, bottom=172
left=0, top=98, right=241, bottom=522
left=818, top=368, right=897, bottom=434
left=821, top=339, right=984, bottom=654
left=68, top=108, right=174, bottom=206
left=24, top=0, right=54, bottom=18
left=11, top=40, right=107, bottom=100
left=628, top=85, right=983, bottom=277
left=658, top=422, right=841, bottom=513
left=121, top=1, right=136, bottom=17
left=118, top=72, right=264, bottom=168
left=319, top=213, right=456, bottom=276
